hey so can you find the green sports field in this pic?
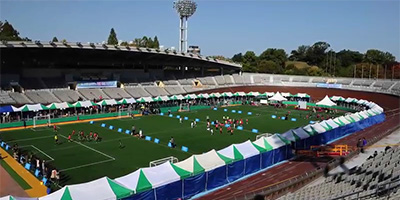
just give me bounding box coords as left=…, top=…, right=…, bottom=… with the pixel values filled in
left=0, top=105, right=343, bottom=187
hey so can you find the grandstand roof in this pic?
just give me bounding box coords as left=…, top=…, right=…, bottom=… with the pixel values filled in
left=0, top=41, right=241, bottom=70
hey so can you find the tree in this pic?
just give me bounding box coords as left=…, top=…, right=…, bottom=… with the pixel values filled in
left=52, top=37, right=58, bottom=42
left=307, top=66, right=325, bottom=76
left=289, top=45, right=309, bottom=61
left=336, top=50, right=363, bottom=67
left=153, top=36, right=160, bottom=49
left=284, top=64, right=307, bottom=75
left=107, top=28, right=118, bottom=45
left=258, top=48, right=287, bottom=67
left=232, top=53, right=243, bottom=63
left=120, top=41, right=129, bottom=46
left=0, top=20, right=30, bottom=41
left=257, top=60, right=282, bottom=74
left=305, top=41, right=331, bottom=65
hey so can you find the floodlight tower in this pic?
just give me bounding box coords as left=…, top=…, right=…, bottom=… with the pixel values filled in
left=173, top=0, right=197, bottom=53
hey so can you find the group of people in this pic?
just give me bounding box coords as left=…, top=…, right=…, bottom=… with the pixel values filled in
left=130, top=125, right=144, bottom=138
left=65, top=129, right=101, bottom=143
left=11, top=143, right=60, bottom=184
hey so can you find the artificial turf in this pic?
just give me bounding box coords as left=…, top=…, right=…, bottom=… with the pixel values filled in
left=0, top=105, right=343, bottom=186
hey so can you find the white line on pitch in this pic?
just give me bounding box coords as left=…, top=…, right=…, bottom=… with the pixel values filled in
left=59, top=158, right=115, bottom=172
left=7, top=135, right=54, bottom=143
left=31, top=145, right=55, bottom=161
left=59, top=135, right=115, bottom=160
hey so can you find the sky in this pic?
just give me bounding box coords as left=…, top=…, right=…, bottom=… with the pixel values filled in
left=1, top=0, right=399, bottom=59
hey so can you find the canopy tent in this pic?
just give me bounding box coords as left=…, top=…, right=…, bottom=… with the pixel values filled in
left=292, top=127, right=313, bottom=138
left=357, top=99, right=367, bottom=104
left=97, top=99, right=118, bottom=106
left=174, top=155, right=205, bottom=175
left=265, top=134, right=290, bottom=149
left=0, top=105, right=18, bottom=113
left=344, top=115, right=356, bottom=123
left=316, top=96, right=337, bottom=107
left=217, top=144, right=244, bottom=162
left=198, top=93, right=210, bottom=99
left=39, top=177, right=133, bottom=200
left=246, top=92, right=260, bottom=97
left=168, top=95, right=178, bottom=101
left=115, top=162, right=189, bottom=193
left=194, top=149, right=232, bottom=172
left=47, top=102, right=74, bottom=110
left=367, top=109, right=378, bottom=116
left=118, top=98, right=136, bottom=104
left=152, top=96, right=163, bottom=102
left=281, top=92, right=292, bottom=97
left=325, top=119, right=340, bottom=129
left=73, top=101, right=97, bottom=108
left=176, top=95, right=184, bottom=100
left=349, top=113, right=362, bottom=122
left=15, top=104, right=48, bottom=112
left=234, top=140, right=261, bottom=159
left=335, top=116, right=351, bottom=126
left=159, top=96, right=170, bottom=101
left=233, top=92, right=246, bottom=97
left=253, top=137, right=273, bottom=152
left=184, top=94, right=197, bottom=100
left=136, top=97, right=153, bottom=103
left=345, top=97, right=358, bottom=103
left=281, top=130, right=301, bottom=142
left=330, top=96, right=345, bottom=101
left=294, top=93, right=310, bottom=98
left=311, top=123, right=328, bottom=133
left=303, top=124, right=317, bottom=135
left=209, top=93, right=221, bottom=98
left=221, top=92, right=233, bottom=97
left=268, top=92, right=287, bottom=101
left=291, top=127, right=313, bottom=149
left=358, top=111, right=369, bottom=119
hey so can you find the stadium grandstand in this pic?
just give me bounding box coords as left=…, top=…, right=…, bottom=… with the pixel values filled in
left=0, top=40, right=399, bottom=200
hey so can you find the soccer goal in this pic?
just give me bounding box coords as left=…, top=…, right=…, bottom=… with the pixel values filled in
left=149, top=156, right=179, bottom=167
left=179, top=103, right=190, bottom=112
left=118, top=107, right=132, bottom=118
left=33, top=114, right=52, bottom=129
left=256, top=133, right=273, bottom=140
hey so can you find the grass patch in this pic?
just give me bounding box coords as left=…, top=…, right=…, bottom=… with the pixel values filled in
left=0, top=105, right=343, bottom=186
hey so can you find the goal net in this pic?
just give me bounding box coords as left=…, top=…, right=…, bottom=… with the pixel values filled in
left=33, top=114, right=52, bottom=128
left=256, top=133, right=273, bottom=140
left=149, top=156, right=178, bottom=167
left=179, top=103, right=190, bottom=112
left=118, top=107, right=133, bottom=118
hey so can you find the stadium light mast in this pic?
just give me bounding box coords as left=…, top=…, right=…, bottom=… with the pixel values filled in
left=174, top=0, right=197, bottom=53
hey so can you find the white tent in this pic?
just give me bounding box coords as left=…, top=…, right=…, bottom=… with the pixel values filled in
left=265, top=134, right=288, bottom=149
left=337, top=116, right=351, bottom=125
left=324, top=119, right=340, bottom=129
left=303, top=124, right=315, bottom=134
left=174, top=155, right=205, bottom=175
left=73, top=100, right=95, bottom=108
left=281, top=92, right=291, bottom=97
left=268, top=92, right=287, bottom=101
left=330, top=96, right=344, bottom=101
left=97, top=99, right=118, bottom=106
left=345, top=97, right=357, bottom=103
left=15, top=104, right=45, bottom=112
left=253, top=137, right=274, bottom=151
left=176, top=94, right=184, bottom=100
left=236, top=92, right=246, bottom=96
left=358, top=111, right=369, bottom=119
left=40, top=177, right=133, bottom=200
left=115, top=162, right=182, bottom=193
left=265, top=92, right=275, bottom=97
left=218, top=144, right=243, bottom=161
left=210, top=92, right=221, bottom=98
left=159, top=96, right=170, bottom=101
left=295, top=93, right=309, bottom=98
left=316, top=96, right=336, bottom=107
left=234, top=140, right=260, bottom=158
left=349, top=113, right=362, bottom=122
left=311, top=123, right=327, bottom=133
left=195, top=149, right=227, bottom=171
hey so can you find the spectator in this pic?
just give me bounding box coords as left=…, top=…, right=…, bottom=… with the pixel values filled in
left=356, top=138, right=363, bottom=153
left=362, top=137, right=367, bottom=148
left=170, top=137, right=176, bottom=148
